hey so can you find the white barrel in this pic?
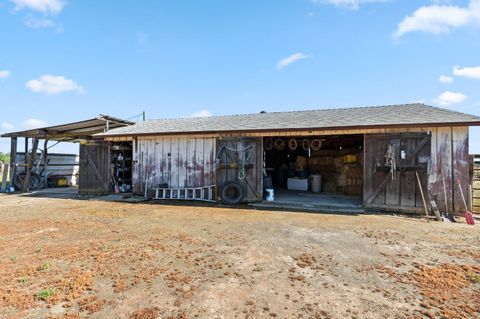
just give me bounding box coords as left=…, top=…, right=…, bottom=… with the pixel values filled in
left=265, top=188, right=275, bottom=201
left=311, top=175, right=321, bottom=193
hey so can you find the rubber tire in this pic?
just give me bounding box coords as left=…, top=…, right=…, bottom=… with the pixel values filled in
left=13, top=172, right=41, bottom=191
left=220, top=181, right=245, bottom=205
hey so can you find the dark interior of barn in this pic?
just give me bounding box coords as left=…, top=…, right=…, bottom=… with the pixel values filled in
left=263, top=135, right=364, bottom=203
left=110, top=142, right=133, bottom=193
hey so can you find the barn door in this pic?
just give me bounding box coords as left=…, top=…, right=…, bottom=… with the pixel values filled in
left=363, top=133, right=431, bottom=211
left=216, top=137, right=263, bottom=202
left=79, top=141, right=110, bottom=194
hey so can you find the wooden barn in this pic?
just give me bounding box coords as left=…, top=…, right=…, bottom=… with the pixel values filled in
left=92, top=103, right=480, bottom=215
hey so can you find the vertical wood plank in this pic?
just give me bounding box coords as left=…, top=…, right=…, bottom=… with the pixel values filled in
left=372, top=138, right=386, bottom=205
left=385, top=137, right=400, bottom=206
left=452, top=126, right=469, bottom=213
left=415, top=136, right=431, bottom=208
left=400, top=137, right=416, bottom=207
left=195, top=138, right=205, bottom=187
left=177, top=137, right=187, bottom=188
left=186, top=138, right=196, bottom=187
left=164, top=137, right=172, bottom=187
left=363, top=135, right=373, bottom=203
left=9, top=137, right=17, bottom=183
left=205, top=138, right=214, bottom=186
left=439, top=128, right=453, bottom=212
left=169, top=137, right=178, bottom=188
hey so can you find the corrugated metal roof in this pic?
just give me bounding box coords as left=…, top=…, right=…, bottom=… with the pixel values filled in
left=1, top=115, right=134, bottom=141
left=96, top=104, right=480, bottom=137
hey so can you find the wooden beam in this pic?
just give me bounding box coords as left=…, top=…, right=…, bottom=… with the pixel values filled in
left=9, top=137, right=17, bottom=185
left=43, top=139, right=49, bottom=188
left=24, top=137, right=28, bottom=158
left=23, top=138, right=39, bottom=192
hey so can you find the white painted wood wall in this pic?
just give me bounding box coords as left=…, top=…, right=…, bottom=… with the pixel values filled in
left=133, top=136, right=216, bottom=195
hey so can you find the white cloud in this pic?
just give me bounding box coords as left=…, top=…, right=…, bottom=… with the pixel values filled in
left=25, top=17, right=54, bottom=28
left=11, top=0, right=66, bottom=15
left=394, top=0, right=480, bottom=38
left=1, top=122, right=15, bottom=131
left=434, top=91, right=468, bottom=106
left=26, top=74, right=85, bottom=95
left=0, top=70, right=11, bottom=78
left=276, top=52, right=309, bottom=70
left=312, top=0, right=387, bottom=10
left=22, top=118, right=48, bottom=129
left=191, top=110, right=213, bottom=118
left=438, top=75, right=454, bottom=83
left=453, top=65, right=480, bottom=79
left=24, top=16, right=63, bottom=32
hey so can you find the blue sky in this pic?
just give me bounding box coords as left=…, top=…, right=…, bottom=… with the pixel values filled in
left=1, top=0, right=480, bottom=154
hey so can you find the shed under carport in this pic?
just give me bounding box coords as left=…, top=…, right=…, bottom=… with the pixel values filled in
left=0, top=115, right=133, bottom=193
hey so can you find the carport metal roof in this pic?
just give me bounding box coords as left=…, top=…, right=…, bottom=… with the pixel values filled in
left=1, top=115, right=134, bottom=141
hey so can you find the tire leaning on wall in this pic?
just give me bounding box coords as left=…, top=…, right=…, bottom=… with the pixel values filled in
left=220, top=180, right=245, bottom=205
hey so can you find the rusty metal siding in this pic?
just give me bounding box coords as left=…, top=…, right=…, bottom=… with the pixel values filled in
left=133, top=136, right=216, bottom=196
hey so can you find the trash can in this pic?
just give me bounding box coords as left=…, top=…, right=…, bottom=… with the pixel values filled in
left=311, top=174, right=322, bottom=193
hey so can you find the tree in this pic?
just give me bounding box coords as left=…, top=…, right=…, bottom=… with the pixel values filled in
left=0, top=152, right=10, bottom=163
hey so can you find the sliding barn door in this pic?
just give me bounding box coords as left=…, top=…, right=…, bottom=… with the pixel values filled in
left=79, top=141, right=110, bottom=194
left=216, top=137, right=263, bottom=202
left=364, top=133, right=431, bottom=212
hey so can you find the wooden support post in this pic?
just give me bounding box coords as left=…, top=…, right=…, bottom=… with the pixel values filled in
left=43, top=139, right=49, bottom=188
left=9, top=137, right=17, bottom=185
left=1, top=164, right=8, bottom=192
left=23, top=138, right=39, bottom=192
left=24, top=137, right=29, bottom=159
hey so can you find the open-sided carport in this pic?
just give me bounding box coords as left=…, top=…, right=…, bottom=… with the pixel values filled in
left=0, top=115, right=133, bottom=193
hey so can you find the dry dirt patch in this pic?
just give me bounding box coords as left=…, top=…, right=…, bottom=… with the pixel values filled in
left=0, top=194, right=479, bottom=318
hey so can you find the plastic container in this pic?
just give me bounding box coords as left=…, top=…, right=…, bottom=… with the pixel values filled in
left=311, top=174, right=322, bottom=193
left=287, top=178, right=309, bottom=191
left=265, top=188, right=275, bottom=201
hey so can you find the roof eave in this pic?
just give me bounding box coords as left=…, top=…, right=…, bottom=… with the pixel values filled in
left=93, top=121, right=480, bottom=139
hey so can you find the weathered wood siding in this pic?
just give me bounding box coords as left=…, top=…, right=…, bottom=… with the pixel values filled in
left=215, top=137, right=263, bottom=202
left=429, top=127, right=469, bottom=214
left=364, top=133, right=431, bottom=212
left=78, top=141, right=110, bottom=194
left=132, top=136, right=216, bottom=196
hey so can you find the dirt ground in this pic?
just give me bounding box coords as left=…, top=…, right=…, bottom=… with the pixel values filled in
left=0, top=194, right=479, bottom=319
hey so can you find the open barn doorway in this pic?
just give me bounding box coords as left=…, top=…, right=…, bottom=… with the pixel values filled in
left=261, top=134, right=364, bottom=210
left=109, top=142, right=133, bottom=193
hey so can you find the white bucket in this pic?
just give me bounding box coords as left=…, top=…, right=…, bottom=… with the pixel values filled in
left=265, top=188, right=275, bottom=201
left=311, top=174, right=322, bottom=193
